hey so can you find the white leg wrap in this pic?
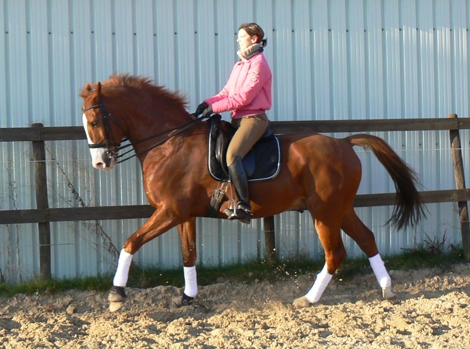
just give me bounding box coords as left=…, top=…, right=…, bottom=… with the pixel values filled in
left=305, top=264, right=333, bottom=303
left=113, top=250, right=133, bottom=287
left=369, top=254, right=391, bottom=288
left=183, top=266, right=198, bottom=298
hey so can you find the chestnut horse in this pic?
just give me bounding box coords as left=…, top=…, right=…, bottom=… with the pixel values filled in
left=80, top=74, right=424, bottom=311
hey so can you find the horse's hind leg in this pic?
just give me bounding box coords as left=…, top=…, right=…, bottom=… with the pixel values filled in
left=341, top=208, right=396, bottom=300
left=177, top=218, right=198, bottom=305
left=293, top=219, right=346, bottom=308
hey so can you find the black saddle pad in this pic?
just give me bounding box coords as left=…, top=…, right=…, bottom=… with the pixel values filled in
left=207, top=114, right=280, bottom=181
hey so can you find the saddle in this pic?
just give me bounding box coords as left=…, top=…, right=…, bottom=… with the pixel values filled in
left=205, top=114, right=281, bottom=218
left=207, top=114, right=280, bottom=181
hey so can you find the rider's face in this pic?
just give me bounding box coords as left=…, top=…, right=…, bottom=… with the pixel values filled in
left=237, top=29, right=257, bottom=51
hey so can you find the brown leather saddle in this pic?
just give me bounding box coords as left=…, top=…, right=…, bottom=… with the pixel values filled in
left=207, top=114, right=280, bottom=182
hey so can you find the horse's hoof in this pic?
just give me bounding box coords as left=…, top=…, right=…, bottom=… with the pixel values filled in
left=382, top=286, right=397, bottom=303
left=293, top=296, right=311, bottom=309
left=108, top=286, right=127, bottom=303
left=109, top=301, right=124, bottom=312
left=181, top=293, right=194, bottom=306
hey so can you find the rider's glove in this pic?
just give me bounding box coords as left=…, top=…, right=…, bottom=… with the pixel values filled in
left=202, top=105, right=213, bottom=118
left=195, top=102, right=209, bottom=116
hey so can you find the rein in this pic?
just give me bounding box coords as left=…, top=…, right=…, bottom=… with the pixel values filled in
left=83, top=100, right=212, bottom=164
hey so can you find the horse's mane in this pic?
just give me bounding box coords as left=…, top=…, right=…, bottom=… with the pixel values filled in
left=81, top=74, right=188, bottom=110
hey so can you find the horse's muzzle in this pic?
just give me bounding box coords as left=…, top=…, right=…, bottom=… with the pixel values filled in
left=92, top=149, right=117, bottom=170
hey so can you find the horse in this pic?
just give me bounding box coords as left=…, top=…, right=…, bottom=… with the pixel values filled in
left=80, top=74, right=424, bottom=311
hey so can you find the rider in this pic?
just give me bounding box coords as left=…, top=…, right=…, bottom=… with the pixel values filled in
left=195, top=23, right=272, bottom=224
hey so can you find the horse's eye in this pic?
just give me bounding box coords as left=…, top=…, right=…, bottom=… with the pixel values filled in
left=90, top=121, right=99, bottom=127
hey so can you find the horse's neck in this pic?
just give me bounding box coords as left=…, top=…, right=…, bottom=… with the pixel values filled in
left=124, top=109, right=206, bottom=158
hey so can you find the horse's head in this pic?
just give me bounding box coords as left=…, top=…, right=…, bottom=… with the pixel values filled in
left=80, top=81, right=124, bottom=170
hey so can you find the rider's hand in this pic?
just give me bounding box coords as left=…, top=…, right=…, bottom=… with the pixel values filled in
left=195, top=102, right=209, bottom=116
left=202, top=105, right=213, bottom=118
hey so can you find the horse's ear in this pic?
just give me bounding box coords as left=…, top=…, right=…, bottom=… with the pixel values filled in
left=96, top=82, right=102, bottom=97
left=80, top=82, right=94, bottom=98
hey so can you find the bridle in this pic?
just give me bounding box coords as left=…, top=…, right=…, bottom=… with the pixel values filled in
left=82, top=100, right=211, bottom=164
left=83, top=101, right=125, bottom=148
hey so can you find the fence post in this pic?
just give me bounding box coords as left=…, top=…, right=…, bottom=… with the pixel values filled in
left=263, top=216, right=277, bottom=265
left=448, top=114, right=470, bottom=260
left=32, top=123, right=52, bottom=280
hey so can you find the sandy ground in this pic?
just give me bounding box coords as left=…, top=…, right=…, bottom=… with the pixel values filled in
left=1, top=263, right=470, bottom=348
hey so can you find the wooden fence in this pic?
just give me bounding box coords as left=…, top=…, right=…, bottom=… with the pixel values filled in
left=1, top=115, right=470, bottom=280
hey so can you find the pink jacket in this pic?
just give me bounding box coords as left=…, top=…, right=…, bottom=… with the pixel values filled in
left=205, top=52, right=272, bottom=119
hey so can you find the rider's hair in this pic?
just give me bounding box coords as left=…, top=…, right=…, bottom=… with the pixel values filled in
left=238, top=23, right=267, bottom=47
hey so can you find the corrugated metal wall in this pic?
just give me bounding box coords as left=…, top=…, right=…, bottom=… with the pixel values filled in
left=1, top=0, right=469, bottom=283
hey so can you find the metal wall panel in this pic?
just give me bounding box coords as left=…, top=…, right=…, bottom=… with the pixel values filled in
left=0, top=0, right=469, bottom=283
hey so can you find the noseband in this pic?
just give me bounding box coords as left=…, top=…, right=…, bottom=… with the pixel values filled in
left=82, top=100, right=211, bottom=164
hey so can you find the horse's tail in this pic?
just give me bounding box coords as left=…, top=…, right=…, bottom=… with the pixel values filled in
left=345, top=134, right=425, bottom=230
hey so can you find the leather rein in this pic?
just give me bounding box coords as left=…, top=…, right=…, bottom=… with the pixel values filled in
left=82, top=100, right=211, bottom=164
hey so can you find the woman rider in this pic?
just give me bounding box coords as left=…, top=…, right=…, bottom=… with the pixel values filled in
left=195, top=23, right=272, bottom=224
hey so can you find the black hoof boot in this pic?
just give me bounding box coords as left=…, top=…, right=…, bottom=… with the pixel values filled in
left=108, top=286, right=127, bottom=303
left=181, top=293, right=194, bottom=306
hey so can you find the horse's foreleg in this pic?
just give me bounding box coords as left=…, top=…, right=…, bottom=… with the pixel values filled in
left=108, top=248, right=133, bottom=312
left=293, top=219, right=346, bottom=308
left=108, top=210, right=182, bottom=311
left=341, top=208, right=396, bottom=301
left=177, top=218, right=198, bottom=305
left=109, top=249, right=133, bottom=301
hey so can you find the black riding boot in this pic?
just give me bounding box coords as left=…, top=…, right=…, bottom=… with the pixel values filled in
left=225, top=156, right=252, bottom=224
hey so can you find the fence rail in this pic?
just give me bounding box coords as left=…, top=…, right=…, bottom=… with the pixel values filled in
left=2, top=189, right=470, bottom=225
left=1, top=115, right=470, bottom=279
left=1, top=117, right=469, bottom=142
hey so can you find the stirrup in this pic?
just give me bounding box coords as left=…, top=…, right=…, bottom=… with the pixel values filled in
left=224, top=202, right=252, bottom=224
